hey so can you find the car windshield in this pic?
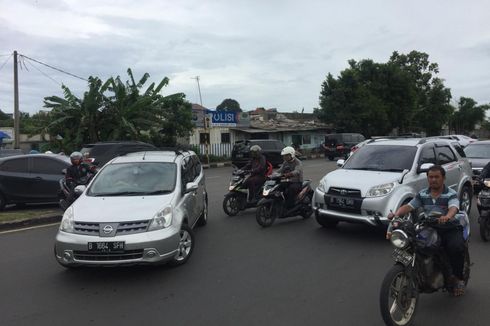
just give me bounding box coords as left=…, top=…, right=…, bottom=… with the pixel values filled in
left=88, top=162, right=176, bottom=196
left=464, top=144, right=490, bottom=158
left=343, top=145, right=417, bottom=172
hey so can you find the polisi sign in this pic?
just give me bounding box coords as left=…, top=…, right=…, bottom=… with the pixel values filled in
left=208, top=110, right=238, bottom=127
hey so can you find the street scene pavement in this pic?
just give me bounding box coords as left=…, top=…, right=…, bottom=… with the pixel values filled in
left=1, top=159, right=489, bottom=326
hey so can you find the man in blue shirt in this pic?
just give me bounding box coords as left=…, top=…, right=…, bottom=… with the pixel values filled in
left=388, top=165, right=466, bottom=296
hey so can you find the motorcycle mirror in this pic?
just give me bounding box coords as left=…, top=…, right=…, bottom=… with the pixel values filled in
left=61, top=168, right=67, bottom=175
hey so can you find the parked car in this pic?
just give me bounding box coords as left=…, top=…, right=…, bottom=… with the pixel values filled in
left=54, top=150, right=207, bottom=268
left=0, top=154, right=71, bottom=210
left=231, top=139, right=285, bottom=167
left=436, top=135, right=476, bottom=148
left=313, top=138, right=473, bottom=228
left=80, top=141, right=157, bottom=167
left=463, top=140, right=490, bottom=180
left=323, top=133, right=365, bottom=161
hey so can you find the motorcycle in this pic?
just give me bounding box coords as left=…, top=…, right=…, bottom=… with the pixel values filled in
left=477, top=178, right=490, bottom=241
left=255, top=173, right=314, bottom=227
left=379, top=211, right=471, bottom=326
left=59, top=170, right=95, bottom=211
left=222, top=169, right=264, bottom=216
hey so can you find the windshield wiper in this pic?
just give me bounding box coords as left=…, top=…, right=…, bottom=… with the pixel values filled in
left=139, top=190, right=173, bottom=195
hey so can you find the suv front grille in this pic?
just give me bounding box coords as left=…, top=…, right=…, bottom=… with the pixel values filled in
left=74, top=220, right=150, bottom=236
left=73, top=250, right=144, bottom=261
left=327, top=187, right=361, bottom=198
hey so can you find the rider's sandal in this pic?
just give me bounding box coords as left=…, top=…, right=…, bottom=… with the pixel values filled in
left=453, top=280, right=465, bottom=297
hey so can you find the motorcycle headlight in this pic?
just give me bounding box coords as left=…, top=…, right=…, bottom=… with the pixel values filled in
left=390, top=230, right=409, bottom=249
left=263, top=188, right=271, bottom=196
left=366, top=182, right=396, bottom=197
left=148, top=206, right=173, bottom=231
left=60, top=206, right=75, bottom=233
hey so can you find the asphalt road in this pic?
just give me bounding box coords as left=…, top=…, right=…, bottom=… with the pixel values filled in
left=1, top=159, right=489, bottom=326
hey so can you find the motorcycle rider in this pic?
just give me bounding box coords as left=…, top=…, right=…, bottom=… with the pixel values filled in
left=388, top=165, right=466, bottom=296
left=242, top=145, right=267, bottom=203
left=63, top=152, right=96, bottom=206
left=277, top=146, right=303, bottom=208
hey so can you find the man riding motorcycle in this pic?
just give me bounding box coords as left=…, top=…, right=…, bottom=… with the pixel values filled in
left=242, top=145, right=267, bottom=204
left=63, top=151, right=96, bottom=206
left=277, top=146, right=303, bottom=208
left=388, top=165, right=467, bottom=296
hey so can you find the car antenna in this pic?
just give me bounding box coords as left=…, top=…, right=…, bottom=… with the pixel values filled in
left=142, top=151, right=147, bottom=160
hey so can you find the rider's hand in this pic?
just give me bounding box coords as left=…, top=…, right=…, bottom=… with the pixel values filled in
left=438, top=215, right=452, bottom=224
left=387, top=212, right=395, bottom=220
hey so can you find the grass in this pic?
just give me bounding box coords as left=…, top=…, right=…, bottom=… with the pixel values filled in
left=0, top=207, right=62, bottom=223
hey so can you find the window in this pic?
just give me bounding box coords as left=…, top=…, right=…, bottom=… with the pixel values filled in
left=200, top=133, right=210, bottom=144
left=451, top=143, right=466, bottom=158
left=292, top=135, right=302, bottom=146
left=302, top=135, right=311, bottom=145
left=418, top=146, right=436, bottom=165
left=31, top=157, right=67, bottom=174
left=192, top=155, right=202, bottom=179
left=436, top=146, right=456, bottom=165
left=0, top=158, right=28, bottom=172
left=221, top=132, right=230, bottom=143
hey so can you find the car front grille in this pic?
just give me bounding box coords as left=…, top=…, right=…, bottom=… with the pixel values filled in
left=74, top=220, right=150, bottom=236
left=327, top=187, right=362, bottom=198
left=73, top=249, right=144, bottom=261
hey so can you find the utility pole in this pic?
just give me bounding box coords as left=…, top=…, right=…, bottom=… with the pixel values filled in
left=192, top=76, right=209, bottom=164
left=13, top=50, right=20, bottom=149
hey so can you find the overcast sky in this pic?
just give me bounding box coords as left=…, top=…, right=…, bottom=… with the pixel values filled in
left=1, top=0, right=490, bottom=115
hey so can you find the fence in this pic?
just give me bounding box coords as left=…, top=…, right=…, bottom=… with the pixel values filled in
left=198, top=143, right=232, bottom=157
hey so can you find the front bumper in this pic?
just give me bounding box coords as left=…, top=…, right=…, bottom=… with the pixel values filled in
left=313, top=187, right=390, bottom=226
left=54, top=226, right=180, bottom=266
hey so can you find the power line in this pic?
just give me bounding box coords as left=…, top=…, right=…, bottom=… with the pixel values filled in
left=20, top=53, right=88, bottom=82
left=24, top=58, right=61, bottom=86
left=0, top=53, right=12, bottom=57
left=0, top=54, right=12, bottom=72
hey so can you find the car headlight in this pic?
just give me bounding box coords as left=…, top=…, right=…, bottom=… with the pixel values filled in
left=366, top=182, right=396, bottom=197
left=317, top=179, right=327, bottom=193
left=148, top=206, right=172, bottom=231
left=60, top=206, right=75, bottom=233
left=390, top=230, right=409, bottom=249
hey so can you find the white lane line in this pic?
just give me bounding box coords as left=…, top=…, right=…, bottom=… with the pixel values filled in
left=0, top=222, right=60, bottom=235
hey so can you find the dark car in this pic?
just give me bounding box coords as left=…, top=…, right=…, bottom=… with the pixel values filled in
left=0, top=154, right=71, bottom=210
left=80, top=141, right=157, bottom=167
left=231, top=139, right=285, bottom=168
left=323, top=133, right=365, bottom=161
left=463, top=140, right=490, bottom=180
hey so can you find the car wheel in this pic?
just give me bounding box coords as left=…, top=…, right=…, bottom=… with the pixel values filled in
left=170, top=224, right=195, bottom=266
left=316, top=214, right=338, bottom=228
left=0, top=192, right=6, bottom=211
left=197, top=196, right=208, bottom=226
left=460, top=185, right=472, bottom=215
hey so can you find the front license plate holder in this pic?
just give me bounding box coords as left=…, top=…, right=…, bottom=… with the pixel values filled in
left=88, top=242, right=125, bottom=253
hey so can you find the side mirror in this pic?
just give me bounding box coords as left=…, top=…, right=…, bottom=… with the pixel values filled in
left=418, top=163, right=434, bottom=174
left=336, top=159, right=345, bottom=167
left=185, top=181, right=199, bottom=193
left=61, top=168, right=67, bottom=175
left=74, top=185, right=86, bottom=195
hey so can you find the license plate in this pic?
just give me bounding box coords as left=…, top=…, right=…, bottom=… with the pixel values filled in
left=88, top=242, right=125, bottom=252
left=392, top=248, right=413, bottom=265
left=330, top=196, right=354, bottom=208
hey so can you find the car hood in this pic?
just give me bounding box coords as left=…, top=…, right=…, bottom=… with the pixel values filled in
left=72, top=193, right=174, bottom=222
left=467, top=157, right=489, bottom=169
left=322, top=169, right=402, bottom=196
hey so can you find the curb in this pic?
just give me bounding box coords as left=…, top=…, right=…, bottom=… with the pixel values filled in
left=0, top=215, right=62, bottom=232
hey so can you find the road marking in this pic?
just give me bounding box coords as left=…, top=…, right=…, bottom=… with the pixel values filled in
left=0, top=222, right=60, bottom=235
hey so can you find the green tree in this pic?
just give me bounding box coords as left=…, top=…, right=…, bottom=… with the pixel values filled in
left=216, top=98, right=242, bottom=112
left=450, top=97, right=489, bottom=134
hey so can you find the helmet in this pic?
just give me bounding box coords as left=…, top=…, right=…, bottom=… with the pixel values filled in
left=250, top=145, right=262, bottom=152
left=70, top=151, right=83, bottom=163
left=45, top=150, right=53, bottom=154
left=281, top=146, right=295, bottom=157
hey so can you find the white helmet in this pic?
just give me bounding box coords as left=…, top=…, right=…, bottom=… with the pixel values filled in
left=281, top=146, right=295, bottom=157
left=250, top=145, right=262, bottom=152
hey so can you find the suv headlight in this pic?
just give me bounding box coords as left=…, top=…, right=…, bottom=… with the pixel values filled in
left=148, top=206, right=172, bottom=231
left=60, top=206, right=75, bottom=233
left=317, top=179, right=327, bottom=193
left=366, top=182, right=396, bottom=197
left=390, top=230, right=409, bottom=249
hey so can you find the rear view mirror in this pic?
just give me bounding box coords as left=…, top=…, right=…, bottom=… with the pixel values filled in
left=418, top=163, right=434, bottom=174
left=74, top=185, right=86, bottom=195
left=185, top=182, right=199, bottom=193
left=337, top=159, right=345, bottom=167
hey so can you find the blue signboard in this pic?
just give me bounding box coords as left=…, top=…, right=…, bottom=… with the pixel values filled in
left=211, top=111, right=237, bottom=124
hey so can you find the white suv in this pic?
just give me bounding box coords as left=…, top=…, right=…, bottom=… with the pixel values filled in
left=54, top=150, right=207, bottom=267
left=313, top=138, right=473, bottom=228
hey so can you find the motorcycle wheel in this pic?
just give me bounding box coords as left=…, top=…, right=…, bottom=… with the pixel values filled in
left=300, top=195, right=313, bottom=219
left=256, top=202, right=276, bottom=227
left=479, top=216, right=490, bottom=242
left=223, top=193, right=242, bottom=216
left=463, top=244, right=471, bottom=285
left=379, top=264, right=418, bottom=326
